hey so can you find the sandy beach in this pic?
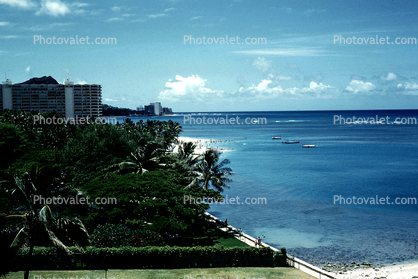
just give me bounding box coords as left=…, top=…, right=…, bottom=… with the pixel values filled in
left=335, top=262, right=418, bottom=278
left=176, top=136, right=418, bottom=279
left=173, top=136, right=235, bottom=155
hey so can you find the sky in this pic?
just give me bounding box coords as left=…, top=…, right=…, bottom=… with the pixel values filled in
left=1, top=0, right=418, bottom=112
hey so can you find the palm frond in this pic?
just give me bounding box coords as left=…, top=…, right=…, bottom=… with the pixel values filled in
left=45, top=226, right=73, bottom=256
left=39, top=204, right=54, bottom=227
left=9, top=227, right=27, bottom=248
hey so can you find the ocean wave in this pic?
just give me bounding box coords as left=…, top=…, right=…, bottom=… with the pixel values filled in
left=275, top=120, right=310, bottom=123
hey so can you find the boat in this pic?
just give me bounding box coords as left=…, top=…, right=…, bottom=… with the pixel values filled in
left=272, top=137, right=281, bottom=139
left=302, top=145, right=315, bottom=148
left=282, top=140, right=299, bottom=144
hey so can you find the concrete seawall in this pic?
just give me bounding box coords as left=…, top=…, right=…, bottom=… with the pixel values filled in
left=205, top=212, right=337, bottom=279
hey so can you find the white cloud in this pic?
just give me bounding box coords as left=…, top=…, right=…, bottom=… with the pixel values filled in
left=104, top=98, right=118, bottom=102
left=25, top=66, right=31, bottom=73
left=0, top=35, right=18, bottom=39
left=106, top=17, right=123, bottom=22
left=0, top=0, right=35, bottom=9
left=252, top=57, right=271, bottom=73
left=234, top=47, right=329, bottom=57
left=75, top=79, right=87, bottom=85
left=397, top=82, right=418, bottom=95
left=70, top=1, right=86, bottom=14
left=148, top=13, right=166, bottom=18
left=0, top=21, right=10, bottom=26
left=36, top=0, right=70, bottom=17
left=381, top=72, right=397, bottom=81
left=280, top=6, right=292, bottom=13
left=159, top=75, right=223, bottom=101
left=111, top=5, right=121, bottom=12
left=346, top=80, right=376, bottom=93
left=404, top=82, right=418, bottom=90
left=164, top=7, right=175, bottom=12
left=241, top=80, right=336, bottom=99
left=159, top=74, right=337, bottom=101
left=72, top=2, right=86, bottom=8
left=303, top=81, right=334, bottom=94
left=350, top=74, right=367, bottom=81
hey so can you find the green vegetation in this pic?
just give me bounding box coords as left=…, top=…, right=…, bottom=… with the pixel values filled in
left=102, top=104, right=137, bottom=116
left=0, top=110, right=247, bottom=277
left=8, top=246, right=284, bottom=270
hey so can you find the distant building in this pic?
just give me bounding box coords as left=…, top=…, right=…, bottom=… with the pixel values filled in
left=141, top=102, right=172, bottom=116
left=154, top=102, right=162, bottom=116
left=163, top=107, right=172, bottom=114
left=144, top=104, right=154, bottom=115
left=0, top=76, right=102, bottom=118
left=136, top=105, right=144, bottom=112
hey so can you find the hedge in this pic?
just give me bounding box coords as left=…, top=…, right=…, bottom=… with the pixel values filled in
left=10, top=246, right=287, bottom=270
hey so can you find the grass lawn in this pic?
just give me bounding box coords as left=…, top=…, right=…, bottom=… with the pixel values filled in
left=212, top=235, right=249, bottom=247
left=5, top=267, right=316, bottom=279
left=209, top=229, right=249, bottom=247
left=180, top=219, right=249, bottom=248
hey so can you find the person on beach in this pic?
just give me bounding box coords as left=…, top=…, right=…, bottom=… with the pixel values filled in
left=257, top=237, right=261, bottom=247
left=224, top=219, right=228, bottom=228
left=254, top=239, right=258, bottom=247
left=238, top=228, right=242, bottom=239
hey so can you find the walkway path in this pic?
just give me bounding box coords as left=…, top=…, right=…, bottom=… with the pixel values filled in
left=204, top=212, right=270, bottom=249
left=204, top=212, right=337, bottom=279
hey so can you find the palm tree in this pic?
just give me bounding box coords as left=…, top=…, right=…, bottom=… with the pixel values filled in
left=185, top=149, right=234, bottom=192
left=161, top=120, right=182, bottom=151
left=111, top=140, right=165, bottom=174
left=177, top=141, right=200, bottom=168
left=2, top=172, right=89, bottom=279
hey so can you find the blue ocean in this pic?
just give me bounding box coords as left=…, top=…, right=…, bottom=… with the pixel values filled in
left=122, top=110, right=418, bottom=266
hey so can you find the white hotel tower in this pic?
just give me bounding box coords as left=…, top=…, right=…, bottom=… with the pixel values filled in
left=0, top=76, right=102, bottom=118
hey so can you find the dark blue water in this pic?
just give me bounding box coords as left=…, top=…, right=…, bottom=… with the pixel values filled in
left=120, top=110, right=418, bottom=266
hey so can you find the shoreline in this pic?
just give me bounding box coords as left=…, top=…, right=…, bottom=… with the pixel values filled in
left=175, top=136, right=236, bottom=154
left=182, top=135, right=418, bottom=278
left=335, top=261, right=418, bottom=278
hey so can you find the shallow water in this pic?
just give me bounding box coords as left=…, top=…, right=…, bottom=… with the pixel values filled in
left=126, top=110, right=418, bottom=266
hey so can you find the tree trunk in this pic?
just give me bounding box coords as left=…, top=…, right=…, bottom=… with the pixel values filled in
left=24, top=241, right=34, bottom=279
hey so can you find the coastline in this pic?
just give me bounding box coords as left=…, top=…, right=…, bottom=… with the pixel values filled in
left=336, top=261, right=418, bottom=278
left=175, top=136, right=235, bottom=154
left=178, top=134, right=418, bottom=279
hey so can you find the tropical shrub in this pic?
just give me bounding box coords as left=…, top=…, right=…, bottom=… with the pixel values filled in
left=90, top=223, right=165, bottom=247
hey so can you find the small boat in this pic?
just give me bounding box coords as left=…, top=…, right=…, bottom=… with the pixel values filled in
left=272, top=137, right=281, bottom=139
left=302, top=145, right=315, bottom=148
left=282, top=140, right=299, bottom=144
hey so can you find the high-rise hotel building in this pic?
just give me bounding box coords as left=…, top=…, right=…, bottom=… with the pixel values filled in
left=0, top=76, right=102, bottom=118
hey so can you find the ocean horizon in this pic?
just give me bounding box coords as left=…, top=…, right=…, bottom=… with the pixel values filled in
left=120, top=109, right=418, bottom=267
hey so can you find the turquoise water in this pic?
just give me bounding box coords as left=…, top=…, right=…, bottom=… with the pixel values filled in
left=124, top=110, right=418, bottom=265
